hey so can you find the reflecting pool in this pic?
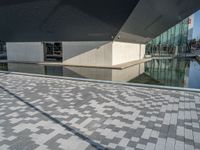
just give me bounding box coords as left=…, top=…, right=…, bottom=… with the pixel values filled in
left=0, top=58, right=200, bottom=89
left=132, top=58, right=200, bottom=89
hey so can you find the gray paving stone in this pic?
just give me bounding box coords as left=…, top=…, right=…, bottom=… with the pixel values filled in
left=0, top=72, right=199, bottom=150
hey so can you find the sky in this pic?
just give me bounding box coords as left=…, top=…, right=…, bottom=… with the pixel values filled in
left=193, top=9, right=200, bottom=40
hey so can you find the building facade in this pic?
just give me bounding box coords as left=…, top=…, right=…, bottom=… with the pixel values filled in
left=1, top=0, right=200, bottom=66
left=146, top=18, right=189, bottom=57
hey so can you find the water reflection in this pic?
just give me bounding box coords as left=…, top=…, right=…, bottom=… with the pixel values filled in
left=64, top=64, right=144, bottom=82
left=140, top=58, right=200, bottom=89
left=144, top=59, right=189, bottom=87
left=0, top=63, right=144, bottom=82
left=0, top=58, right=200, bottom=89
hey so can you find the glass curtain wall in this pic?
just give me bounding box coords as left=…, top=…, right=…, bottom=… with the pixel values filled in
left=146, top=18, right=189, bottom=57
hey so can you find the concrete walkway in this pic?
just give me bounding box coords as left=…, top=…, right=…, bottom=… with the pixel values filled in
left=0, top=72, right=200, bottom=150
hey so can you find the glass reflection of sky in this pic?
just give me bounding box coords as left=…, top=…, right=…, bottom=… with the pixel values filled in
left=193, top=9, right=200, bottom=39
left=188, top=60, right=200, bottom=89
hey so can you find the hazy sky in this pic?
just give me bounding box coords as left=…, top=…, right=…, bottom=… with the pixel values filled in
left=193, top=9, right=200, bottom=39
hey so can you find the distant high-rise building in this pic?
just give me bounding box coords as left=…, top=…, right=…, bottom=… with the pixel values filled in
left=188, top=15, right=194, bottom=40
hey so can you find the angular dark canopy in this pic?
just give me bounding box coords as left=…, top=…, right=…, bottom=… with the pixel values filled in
left=0, top=0, right=200, bottom=43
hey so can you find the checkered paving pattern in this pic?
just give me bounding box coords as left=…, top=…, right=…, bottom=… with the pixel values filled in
left=0, top=72, right=200, bottom=150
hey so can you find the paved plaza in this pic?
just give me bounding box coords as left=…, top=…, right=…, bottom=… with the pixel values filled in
left=0, top=72, right=200, bottom=150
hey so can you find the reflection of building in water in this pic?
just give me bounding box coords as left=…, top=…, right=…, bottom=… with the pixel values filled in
left=144, top=59, right=190, bottom=87
left=0, top=63, right=8, bottom=71
left=44, top=66, right=63, bottom=76
left=7, top=63, right=45, bottom=74
left=1, top=58, right=200, bottom=88
left=63, top=63, right=145, bottom=82
left=3, top=62, right=145, bottom=82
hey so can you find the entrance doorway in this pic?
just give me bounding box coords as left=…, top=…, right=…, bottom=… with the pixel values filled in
left=0, top=41, right=7, bottom=60
left=43, top=42, right=62, bottom=62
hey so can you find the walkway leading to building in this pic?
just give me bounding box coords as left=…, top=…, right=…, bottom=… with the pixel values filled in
left=0, top=72, right=200, bottom=150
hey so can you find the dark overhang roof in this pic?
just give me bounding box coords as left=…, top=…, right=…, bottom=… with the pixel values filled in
left=0, top=0, right=200, bottom=43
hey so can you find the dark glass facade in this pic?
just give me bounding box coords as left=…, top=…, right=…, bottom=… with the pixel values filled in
left=146, top=18, right=189, bottom=56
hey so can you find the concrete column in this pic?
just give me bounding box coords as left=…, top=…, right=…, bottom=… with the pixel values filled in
left=112, top=41, right=145, bottom=65
left=63, top=41, right=145, bottom=67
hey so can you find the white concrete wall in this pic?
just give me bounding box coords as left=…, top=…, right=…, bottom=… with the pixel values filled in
left=140, top=44, right=146, bottom=59
left=62, top=41, right=113, bottom=66
left=112, top=41, right=145, bottom=65
left=6, top=41, right=146, bottom=66
left=62, top=41, right=145, bottom=67
left=7, top=42, right=44, bottom=62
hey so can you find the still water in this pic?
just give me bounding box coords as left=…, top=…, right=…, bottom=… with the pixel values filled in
left=0, top=58, right=200, bottom=89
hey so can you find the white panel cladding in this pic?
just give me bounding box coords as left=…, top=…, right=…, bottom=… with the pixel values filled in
left=7, top=42, right=44, bottom=62
left=140, top=44, right=146, bottom=59
left=62, top=41, right=145, bottom=67
left=62, top=41, right=113, bottom=66
left=112, top=41, right=145, bottom=65
left=6, top=41, right=145, bottom=66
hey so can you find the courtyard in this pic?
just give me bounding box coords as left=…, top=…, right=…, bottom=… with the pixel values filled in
left=0, top=72, right=200, bottom=150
